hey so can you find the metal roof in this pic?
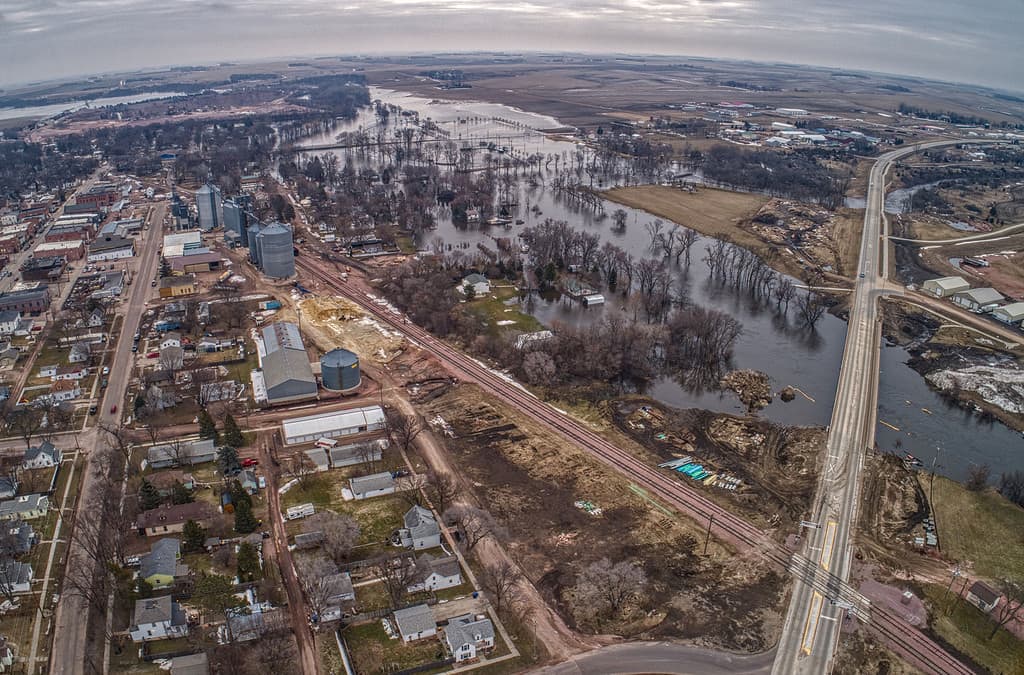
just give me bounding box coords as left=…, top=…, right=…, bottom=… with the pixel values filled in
left=262, top=321, right=304, bottom=353
left=262, top=349, right=317, bottom=399
left=994, top=302, right=1024, bottom=321
left=282, top=406, right=385, bottom=441
left=955, top=287, right=1003, bottom=304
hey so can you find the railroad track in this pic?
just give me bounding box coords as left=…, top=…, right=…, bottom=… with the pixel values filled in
left=295, top=256, right=973, bottom=675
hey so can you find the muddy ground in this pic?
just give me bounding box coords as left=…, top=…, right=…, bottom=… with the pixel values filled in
left=419, top=385, right=785, bottom=651
left=609, top=399, right=822, bottom=533
left=857, top=452, right=930, bottom=566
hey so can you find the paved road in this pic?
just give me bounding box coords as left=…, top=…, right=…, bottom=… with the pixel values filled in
left=531, top=642, right=774, bottom=675
left=888, top=220, right=1024, bottom=244
left=772, top=139, right=996, bottom=675
left=48, top=201, right=165, bottom=675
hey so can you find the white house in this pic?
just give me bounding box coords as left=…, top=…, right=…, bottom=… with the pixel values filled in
left=129, top=596, right=189, bottom=642
left=991, top=302, right=1024, bottom=326
left=37, top=365, right=57, bottom=379
left=460, top=273, right=490, bottom=297
left=68, top=342, right=92, bottom=364
left=393, top=604, right=436, bottom=643
left=397, top=506, right=441, bottom=550
left=0, top=311, right=20, bottom=336
left=444, top=613, right=495, bottom=662
left=160, top=332, right=182, bottom=350
left=52, top=365, right=88, bottom=381
left=407, top=555, right=462, bottom=593
left=23, top=441, right=61, bottom=469
left=87, top=308, right=106, bottom=328
left=41, top=380, right=80, bottom=403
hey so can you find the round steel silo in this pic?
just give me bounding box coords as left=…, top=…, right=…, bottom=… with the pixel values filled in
left=321, top=348, right=360, bottom=392
left=246, top=223, right=262, bottom=262
left=255, top=222, right=295, bottom=278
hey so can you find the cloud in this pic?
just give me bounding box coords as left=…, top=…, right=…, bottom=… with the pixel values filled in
left=0, top=0, right=1019, bottom=91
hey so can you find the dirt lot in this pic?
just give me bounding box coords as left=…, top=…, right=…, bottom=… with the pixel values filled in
left=419, top=385, right=786, bottom=651
left=856, top=452, right=929, bottom=564
left=609, top=400, right=823, bottom=532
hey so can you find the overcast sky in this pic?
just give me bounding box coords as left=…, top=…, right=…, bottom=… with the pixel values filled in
left=1, top=0, right=1021, bottom=92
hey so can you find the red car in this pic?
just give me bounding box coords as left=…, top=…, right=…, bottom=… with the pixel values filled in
left=110, top=405, right=117, bottom=414
left=242, top=458, right=259, bottom=467
left=146, top=351, right=159, bottom=358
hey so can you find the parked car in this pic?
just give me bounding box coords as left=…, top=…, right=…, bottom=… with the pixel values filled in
left=110, top=405, right=117, bottom=414
left=242, top=458, right=259, bottom=467
left=131, top=344, right=138, bottom=352
left=88, top=405, right=97, bottom=415
left=101, top=366, right=110, bottom=375
left=146, top=351, right=159, bottom=358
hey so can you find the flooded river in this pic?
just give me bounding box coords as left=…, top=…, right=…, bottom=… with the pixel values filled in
left=299, top=87, right=1023, bottom=482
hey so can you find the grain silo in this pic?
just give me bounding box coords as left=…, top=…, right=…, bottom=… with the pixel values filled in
left=320, top=348, right=361, bottom=392
left=256, top=222, right=295, bottom=278
left=195, top=184, right=222, bottom=231
left=246, top=223, right=262, bottom=262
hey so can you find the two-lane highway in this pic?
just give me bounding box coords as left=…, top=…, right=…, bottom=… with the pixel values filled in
left=772, top=139, right=995, bottom=675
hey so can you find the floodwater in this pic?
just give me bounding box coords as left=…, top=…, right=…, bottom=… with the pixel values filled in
left=299, top=87, right=1024, bottom=482
left=0, top=91, right=189, bottom=121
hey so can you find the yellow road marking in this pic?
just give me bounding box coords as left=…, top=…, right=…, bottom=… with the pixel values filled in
left=820, top=521, right=837, bottom=572
left=801, top=592, right=825, bottom=655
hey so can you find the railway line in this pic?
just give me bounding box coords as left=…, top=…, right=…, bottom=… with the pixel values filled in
left=294, top=254, right=974, bottom=675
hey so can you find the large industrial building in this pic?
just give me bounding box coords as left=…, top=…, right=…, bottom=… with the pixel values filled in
left=162, top=231, right=222, bottom=274
left=254, top=222, right=295, bottom=278
left=282, top=405, right=386, bottom=445
left=251, top=322, right=317, bottom=405
left=195, top=184, right=223, bottom=232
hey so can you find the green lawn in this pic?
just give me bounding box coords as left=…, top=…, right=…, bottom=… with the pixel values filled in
left=462, top=286, right=543, bottom=334
left=920, top=583, right=1024, bottom=674
left=344, top=620, right=446, bottom=674
left=931, top=477, right=1024, bottom=584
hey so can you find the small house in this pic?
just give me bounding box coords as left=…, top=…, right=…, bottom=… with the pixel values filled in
left=393, top=604, right=436, bottom=643
left=5, top=520, right=37, bottom=554
left=160, top=332, right=183, bottom=350
left=444, top=613, right=495, bottom=662
left=303, top=448, right=330, bottom=473
left=23, top=442, right=61, bottom=470
left=460, top=273, right=490, bottom=297
left=136, top=502, right=215, bottom=536
left=238, top=469, right=258, bottom=495
left=53, top=365, right=88, bottom=381
left=129, top=595, right=189, bottom=642
left=349, top=472, right=396, bottom=500
left=139, top=538, right=188, bottom=590
left=0, top=494, right=49, bottom=521
left=87, top=308, right=106, bottom=328
left=293, top=531, right=324, bottom=549
left=922, top=276, right=969, bottom=298
left=965, top=581, right=1001, bottom=613
left=147, top=438, right=217, bottom=469
left=407, top=554, right=462, bottom=593
left=37, top=364, right=57, bottom=379
left=68, top=342, right=92, bottom=364
left=0, top=561, right=33, bottom=594
left=147, top=471, right=195, bottom=498
left=44, top=380, right=81, bottom=403
left=0, top=311, right=20, bottom=336
left=320, top=571, right=356, bottom=622
left=397, top=505, right=441, bottom=550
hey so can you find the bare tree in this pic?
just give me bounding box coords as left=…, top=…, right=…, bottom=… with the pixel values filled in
left=444, top=505, right=505, bottom=553
left=286, top=452, right=317, bottom=489
left=965, top=464, right=991, bottom=492
left=295, top=555, right=337, bottom=619
left=988, top=581, right=1024, bottom=640
left=386, top=410, right=423, bottom=454
left=570, top=558, right=648, bottom=628
left=304, top=512, right=360, bottom=565
left=7, top=406, right=46, bottom=449
left=795, top=291, right=828, bottom=327
left=424, top=471, right=459, bottom=514
left=97, top=421, right=135, bottom=475
left=372, top=554, right=418, bottom=607
left=611, top=209, right=628, bottom=233
left=481, top=560, right=522, bottom=615
left=521, top=351, right=556, bottom=385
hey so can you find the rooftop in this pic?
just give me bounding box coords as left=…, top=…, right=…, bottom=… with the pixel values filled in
left=350, top=472, right=395, bottom=495
left=393, top=604, right=435, bottom=637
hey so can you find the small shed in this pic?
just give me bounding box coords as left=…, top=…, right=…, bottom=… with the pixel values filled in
left=965, top=581, right=1001, bottom=613
left=922, top=276, right=969, bottom=298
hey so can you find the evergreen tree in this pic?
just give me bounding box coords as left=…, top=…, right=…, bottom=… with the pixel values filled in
left=222, top=413, right=244, bottom=448
left=228, top=480, right=252, bottom=509
left=197, top=408, right=219, bottom=442
left=171, top=481, right=194, bottom=505
left=236, top=542, right=261, bottom=582
left=217, top=446, right=240, bottom=474
left=135, top=577, right=154, bottom=599
left=233, top=500, right=258, bottom=534
left=182, top=519, right=206, bottom=553
left=139, top=479, right=162, bottom=511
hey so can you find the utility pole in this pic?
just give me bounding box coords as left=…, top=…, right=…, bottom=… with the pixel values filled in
left=703, top=514, right=714, bottom=556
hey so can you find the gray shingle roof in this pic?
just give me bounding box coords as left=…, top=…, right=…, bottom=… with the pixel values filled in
left=350, top=472, right=395, bottom=496
left=445, top=613, right=494, bottom=651
left=24, top=441, right=59, bottom=464
left=325, top=572, right=354, bottom=601
left=404, top=506, right=440, bottom=539
left=132, top=595, right=174, bottom=626
left=140, top=538, right=181, bottom=579
left=393, top=604, right=435, bottom=637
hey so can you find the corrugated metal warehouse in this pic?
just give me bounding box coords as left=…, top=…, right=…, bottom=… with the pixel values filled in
left=282, top=405, right=386, bottom=445
left=258, top=321, right=318, bottom=405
